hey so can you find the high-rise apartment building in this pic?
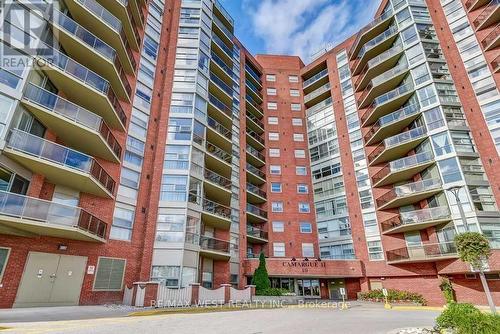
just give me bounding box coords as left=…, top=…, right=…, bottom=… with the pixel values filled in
left=0, top=0, right=499, bottom=308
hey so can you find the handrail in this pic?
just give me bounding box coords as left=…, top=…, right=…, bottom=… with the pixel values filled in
left=377, top=178, right=442, bottom=207
left=188, top=193, right=231, bottom=219
left=386, top=241, right=457, bottom=262
left=349, top=8, right=394, bottom=57
left=364, top=103, right=420, bottom=143
left=247, top=226, right=269, bottom=240
left=303, top=68, right=328, bottom=88
left=246, top=145, right=266, bottom=162
left=246, top=203, right=267, bottom=218
left=246, top=183, right=267, bottom=198
left=380, top=206, right=450, bottom=232
left=246, top=163, right=266, bottom=179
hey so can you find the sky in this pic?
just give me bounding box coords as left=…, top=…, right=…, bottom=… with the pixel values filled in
left=218, top=0, right=382, bottom=63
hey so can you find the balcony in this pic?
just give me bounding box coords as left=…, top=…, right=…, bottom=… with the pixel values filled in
left=481, top=23, right=500, bottom=50
left=0, top=190, right=106, bottom=242
left=377, top=178, right=442, bottom=210
left=245, top=64, right=262, bottom=89
left=368, top=126, right=428, bottom=166
left=246, top=163, right=266, bottom=185
left=65, top=0, right=137, bottom=73
left=210, top=72, right=233, bottom=105
left=247, top=226, right=268, bottom=244
left=36, top=45, right=127, bottom=130
left=205, top=142, right=232, bottom=177
left=304, top=82, right=331, bottom=107
left=358, top=62, right=410, bottom=108
left=214, top=0, right=235, bottom=31
left=203, top=168, right=232, bottom=204
left=213, top=13, right=234, bottom=46
left=492, top=54, right=500, bottom=73
left=208, top=93, right=232, bottom=120
left=466, top=0, right=491, bottom=11
left=473, top=0, right=500, bottom=30
left=49, top=9, right=131, bottom=100
left=246, top=80, right=263, bottom=103
left=386, top=242, right=458, bottom=264
left=198, top=234, right=231, bottom=260
left=352, top=26, right=399, bottom=75
left=361, top=83, right=415, bottom=126
left=4, top=130, right=115, bottom=198
left=306, top=97, right=333, bottom=116
left=355, top=45, right=404, bottom=91
left=22, top=84, right=121, bottom=162
left=246, top=112, right=264, bottom=134
left=349, top=9, right=394, bottom=60
left=364, top=104, right=421, bottom=146
left=246, top=203, right=267, bottom=223
left=246, top=145, right=265, bottom=168
left=207, top=116, right=231, bottom=150
left=212, top=33, right=234, bottom=64
left=246, top=129, right=265, bottom=150
left=96, top=0, right=141, bottom=50
left=211, top=51, right=236, bottom=83
left=246, top=183, right=266, bottom=204
left=246, top=95, right=264, bottom=118
left=188, top=194, right=231, bottom=230
left=380, top=206, right=452, bottom=235
left=372, top=151, right=435, bottom=187
left=303, top=68, right=329, bottom=93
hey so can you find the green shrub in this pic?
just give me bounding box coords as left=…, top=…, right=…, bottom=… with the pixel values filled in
left=436, top=303, right=500, bottom=334
left=358, top=289, right=426, bottom=305
left=251, top=252, right=270, bottom=293
left=255, top=288, right=288, bottom=296
left=439, top=277, right=456, bottom=304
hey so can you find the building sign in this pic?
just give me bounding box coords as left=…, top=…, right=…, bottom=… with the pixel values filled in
left=282, top=260, right=326, bottom=273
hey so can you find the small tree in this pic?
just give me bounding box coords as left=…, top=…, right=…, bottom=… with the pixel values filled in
left=455, top=232, right=496, bottom=314
left=439, top=277, right=455, bottom=304
left=251, top=252, right=270, bottom=293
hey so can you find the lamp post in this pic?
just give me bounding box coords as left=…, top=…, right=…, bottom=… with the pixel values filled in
left=447, top=186, right=469, bottom=232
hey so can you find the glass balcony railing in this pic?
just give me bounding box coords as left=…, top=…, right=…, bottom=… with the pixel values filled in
left=303, top=68, right=328, bottom=88
left=246, top=80, right=262, bottom=98
left=380, top=206, right=451, bottom=233
left=360, top=62, right=409, bottom=104
left=246, top=203, right=267, bottom=219
left=214, top=0, right=234, bottom=26
left=304, top=82, right=331, bottom=103
left=384, top=126, right=427, bottom=148
left=377, top=178, right=442, bottom=208
left=0, top=190, right=107, bottom=239
left=246, top=95, right=264, bottom=114
left=386, top=241, right=457, bottom=263
left=199, top=234, right=231, bottom=253
left=206, top=142, right=232, bottom=164
left=361, top=83, right=414, bottom=124
left=204, top=168, right=231, bottom=190
left=246, top=145, right=265, bottom=162
left=23, top=84, right=122, bottom=158
left=372, top=151, right=434, bottom=185
left=246, top=112, right=264, bottom=130
left=306, top=97, right=333, bottom=116
left=481, top=23, right=500, bottom=49
left=209, top=93, right=232, bottom=117
left=247, top=129, right=265, bottom=146
left=213, top=15, right=234, bottom=40
left=211, top=51, right=237, bottom=81
left=356, top=44, right=404, bottom=87
left=246, top=183, right=267, bottom=199
left=77, top=0, right=122, bottom=31
left=210, top=72, right=233, bottom=97
left=207, top=116, right=231, bottom=140
left=245, top=64, right=262, bottom=86
left=6, top=129, right=115, bottom=194
left=473, top=0, right=500, bottom=29
left=364, top=103, right=420, bottom=143
left=188, top=193, right=231, bottom=220
left=247, top=226, right=268, bottom=240
left=350, top=9, right=394, bottom=57
left=358, top=26, right=399, bottom=60
left=212, top=33, right=233, bottom=57
left=246, top=163, right=266, bottom=180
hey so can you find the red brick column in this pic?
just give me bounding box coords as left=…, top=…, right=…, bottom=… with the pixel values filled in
left=144, top=282, right=159, bottom=308
left=221, top=283, right=231, bottom=304
left=245, top=285, right=256, bottom=301
left=190, top=283, right=200, bottom=305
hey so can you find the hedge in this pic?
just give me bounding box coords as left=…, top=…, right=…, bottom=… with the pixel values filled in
left=358, top=289, right=426, bottom=305
left=436, top=303, right=500, bottom=334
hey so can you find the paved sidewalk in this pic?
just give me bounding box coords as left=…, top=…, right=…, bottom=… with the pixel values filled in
left=0, top=305, right=137, bottom=323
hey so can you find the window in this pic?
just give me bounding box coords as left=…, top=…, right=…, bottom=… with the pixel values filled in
left=290, top=89, right=300, bottom=97
left=151, top=266, right=180, bottom=287
left=268, top=117, right=279, bottom=125
left=292, top=118, right=303, bottom=126
left=294, top=149, right=306, bottom=158
left=269, top=148, right=280, bottom=157
left=296, top=166, right=307, bottom=175
left=160, top=175, right=188, bottom=201
left=417, top=85, right=437, bottom=107
left=291, top=103, right=301, bottom=111
left=273, top=243, right=286, bottom=257
left=293, top=133, right=304, bottom=142
left=439, top=158, right=462, bottom=183
left=272, top=201, right=284, bottom=212
left=164, top=145, right=190, bottom=169
left=110, top=207, right=135, bottom=241
left=302, top=243, right=314, bottom=257
left=272, top=221, right=285, bottom=232
left=267, top=102, right=278, bottom=110
left=367, top=241, right=383, bottom=260
left=298, top=202, right=310, bottom=213
left=300, top=223, right=312, bottom=233
left=0, top=248, right=10, bottom=282
left=271, top=182, right=282, bottom=193
left=267, top=88, right=277, bottom=96
left=270, top=165, right=281, bottom=175
left=269, top=132, right=279, bottom=141
left=156, top=214, right=186, bottom=242
left=297, top=184, right=308, bottom=194
left=266, top=74, right=276, bottom=82
left=94, top=257, right=126, bottom=291
left=431, top=132, right=454, bottom=156
left=289, top=75, right=299, bottom=83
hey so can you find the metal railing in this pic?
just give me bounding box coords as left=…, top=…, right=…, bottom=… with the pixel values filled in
left=372, top=151, right=434, bottom=185
left=211, top=51, right=236, bottom=80
left=23, top=84, right=122, bottom=159
left=246, top=163, right=266, bottom=179
left=246, top=145, right=265, bottom=162
left=209, top=93, right=232, bottom=117
left=206, top=142, right=232, bottom=163
left=355, top=44, right=404, bottom=88
left=380, top=206, right=450, bottom=232
left=245, top=64, right=262, bottom=85
left=210, top=72, right=233, bottom=97
left=188, top=193, right=231, bottom=220
left=207, top=116, right=231, bottom=140
left=358, top=26, right=399, bottom=60
left=246, top=183, right=267, bottom=198
left=6, top=130, right=115, bottom=194
left=77, top=0, right=122, bottom=31
left=473, top=0, right=500, bottom=28
left=246, top=95, right=263, bottom=114
left=386, top=241, right=457, bottom=263
left=246, top=129, right=265, bottom=146
left=481, top=23, right=500, bottom=48
left=204, top=169, right=231, bottom=190
left=349, top=9, right=394, bottom=57
left=368, top=126, right=426, bottom=163
left=304, top=82, right=331, bottom=103
left=212, top=33, right=233, bottom=57
left=199, top=234, right=231, bottom=253
left=247, top=226, right=268, bottom=240
left=364, top=103, right=420, bottom=143
left=0, top=190, right=107, bottom=239
left=377, top=178, right=442, bottom=208
left=246, top=112, right=264, bottom=130
left=303, top=68, right=328, bottom=88
left=360, top=62, right=409, bottom=104
left=246, top=203, right=267, bottom=219
left=361, top=83, right=414, bottom=124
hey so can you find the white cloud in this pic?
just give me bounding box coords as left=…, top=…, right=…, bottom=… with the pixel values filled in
left=246, top=0, right=381, bottom=62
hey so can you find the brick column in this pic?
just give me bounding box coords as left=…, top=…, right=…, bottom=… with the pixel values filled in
left=190, top=283, right=200, bottom=305
left=144, top=282, right=159, bottom=308
left=221, top=283, right=232, bottom=304
left=245, top=285, right=256, bottom=301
